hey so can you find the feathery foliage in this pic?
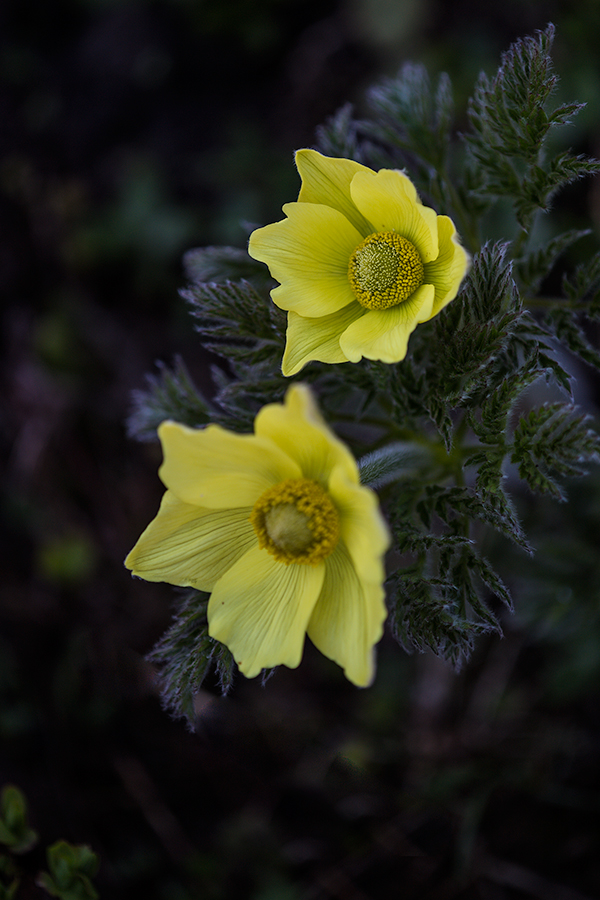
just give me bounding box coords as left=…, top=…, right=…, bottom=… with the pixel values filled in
left=147, top=591, right=235, bottom=727
left=128, top=357, right=211, bottom=441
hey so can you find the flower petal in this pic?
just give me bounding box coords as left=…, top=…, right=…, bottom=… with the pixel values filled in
left=248, top=202, right=361, bottom=316
left=295, top=148, right=374, bottom=235
left=339, top=283, right=435, bottom=363
left=125, top=491, right=256, bottom=591
left=327, top=465, right=390, bottom=586
left=208, top=546, right=325, bottom=678
left=158, top=421, right=300, bottom=508
left=282, top=304, right=364, bottom=376
left=350, top=169, right=439, bottom=262
left=255, top=383, right=359, bottom=486
left=423, top=215, right=470, bottom=317
left=308, top=542, right=387, bottom=686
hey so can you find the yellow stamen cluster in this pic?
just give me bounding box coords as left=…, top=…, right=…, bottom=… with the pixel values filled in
left=250, top=478, right=339, bottom=565
left=348, top=231, right=424, bottom=310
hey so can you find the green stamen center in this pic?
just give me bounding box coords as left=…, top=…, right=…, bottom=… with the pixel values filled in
left=250, top=478, right=339, bottom=565
left=348, top=231, right=424, bottom=310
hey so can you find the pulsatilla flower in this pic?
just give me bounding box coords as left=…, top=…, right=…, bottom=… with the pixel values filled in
left=248, top=150, right=470, bottom=376
left=125, top=385, right=390, bottom=687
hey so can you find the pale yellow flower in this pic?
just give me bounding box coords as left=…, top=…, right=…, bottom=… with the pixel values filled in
left=248, top=150, right=470, bottom=376
left=125, top=385, right=390, bottom=687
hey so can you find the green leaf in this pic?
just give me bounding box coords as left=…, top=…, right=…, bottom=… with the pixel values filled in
left=183, top=245, right=271, bottom=287
left=461, top=242, right=519, bottom=322
left=511, top=403, right=600, bottom=500
left=147, top=590, right=236, bottom=727
left=518, top=153, right=600, bottom=221
left=37, top=841, right=99, bottom=900
left=460, top=546, right=513, bottom=611
left=211, top=363, right=289, bottom=433
left=442, top=548, right=500, bottom=630
left=466, top=25, right=559, bottom=166
left=0, top=786, right=37, bottom=854
left=425, top=485, right=531, bottom=553
left=315, top=103, right=365, bottom=162
left=388, top=573, right=495, bottom=668
left=547, top=308, right=600, bottom=370
left=127, top=356, right=211, bottom=441
left=469, top=356, right=540, bottom=445
left=393, top=525, right=471, bottom=556
left=463, top=25, right=598, bottom=231
left=562, top=249, right=600, bottom=315
left=516, top=228, right=591, bottom=294
left=428, top=243, right=533, bottom=413
left=362, top=63, right=454, bottom=183
left=548, top=100, right=588, bottom=127
left=184, top=278, right=286, bottom=366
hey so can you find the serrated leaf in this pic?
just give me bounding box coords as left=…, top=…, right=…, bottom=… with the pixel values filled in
left=462, top=547, right=513, bottom=610
left=388, top=573, right=495, bottom=668
left=562, top=249, right=600, bottom=313
left=183, top=278, right=286, bottom=366
left=464, top=25, right=597, bottom=231
left=462, top=242, right=518, bottom=322
left=425, top=484, right=531, bottom=553
left=211, top=364, right=289, bottom=433
left=548, top=100, right=587, bottom=127
left=511, top=402, right=600, bottom=499
left=444, top=549, right=500, bottom=630
left=315, top=103, right=365, bottom=161
left=183, top=245, right=270, bottom=286
left=466, top=26, right=558, bottom=160
left=520, top=153, right=600, bottom=216
left=469, top=352, right=540, bottom=444
left=516, top=228, right=591, bottom=293
left=362, top=63, right=454, bottom=183
left=393, top=525, right=471, bottom=556
left=127, top=356, right=211, bottom=442
left=547, top=308, right=600, bottom=370
left=147, top=590, right=236, bottom=727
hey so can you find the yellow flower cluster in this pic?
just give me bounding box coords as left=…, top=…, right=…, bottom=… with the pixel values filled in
left=126, top=153, right=471, bottom=688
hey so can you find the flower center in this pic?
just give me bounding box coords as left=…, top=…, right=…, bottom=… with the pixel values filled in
left=250, top=478, right=339, bottom=565
left=348, top=231, right=424, bottom=310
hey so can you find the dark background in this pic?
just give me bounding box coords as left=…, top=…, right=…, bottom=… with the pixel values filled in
left=2, top=1, right=600, bottom=897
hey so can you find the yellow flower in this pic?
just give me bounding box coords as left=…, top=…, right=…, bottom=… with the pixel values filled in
left=125, top=385, right=390, bottom=687
left=248, top=149, right=470, bottom=376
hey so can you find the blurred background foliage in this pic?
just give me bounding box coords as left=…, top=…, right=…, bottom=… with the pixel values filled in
left=1, top=0, right=600, bottom=897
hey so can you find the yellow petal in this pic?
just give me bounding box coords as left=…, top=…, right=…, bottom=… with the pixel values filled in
left=307, top=542, right=387, bottom=686
left=207, top=545, right=325, bottom=678
left=281, top=304, right=365, bottom=376
left=350, top=169, right=439, bottom=262
left=423, top=215, right=470, bottom=318
left=339, top=283, right=435, bottom=363
left=327, top=465, right=390, bottom=586
left=158, top=421, right=300, bottom=508
left=255, top=383, right=359, bottom=486
left=124, top=491, right=256, bottom=591
left=295, top=148, right=374, bottom=235
left=248, top=202, right=361, bottom=316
